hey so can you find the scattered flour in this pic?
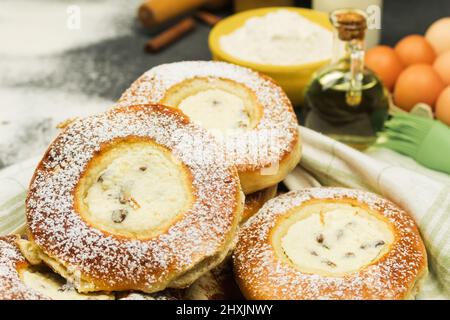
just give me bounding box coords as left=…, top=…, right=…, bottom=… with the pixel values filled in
left=220, top=10, right=333, bottom=66
left=0, top=88, right=112, bottom=168
left=0, top=0, right=137, bottom=57
left=0, top=0, right=141, bottom=168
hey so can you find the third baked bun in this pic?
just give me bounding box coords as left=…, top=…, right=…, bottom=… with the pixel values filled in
left=233, top=188, right=427, bottom=300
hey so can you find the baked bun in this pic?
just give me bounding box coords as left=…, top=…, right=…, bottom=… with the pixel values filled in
left=241, top=185, right=277, bottom=223
left=116, top=61, right=301, bottom=194
left=0, top=236, right=112, bottom=300
left=184, top=259, right=243, bottom=300
left=233, top=188, right=428, bottom=300
left=25, top=104, right=244, bottom=293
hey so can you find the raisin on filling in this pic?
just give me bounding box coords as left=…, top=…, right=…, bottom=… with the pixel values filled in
left=279, top=203, right=394, bottom=275
left=78, top=141, right=192, bottom=238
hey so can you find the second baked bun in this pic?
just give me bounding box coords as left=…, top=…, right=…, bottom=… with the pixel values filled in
left=233, top=188, right=427, bottom=300
left=116, top=61, right=301, bottom=194
left=25, top=104, right=244, bottom=293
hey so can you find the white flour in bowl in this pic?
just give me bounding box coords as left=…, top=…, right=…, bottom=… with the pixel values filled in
left=220, top=10, right=333, bottom=66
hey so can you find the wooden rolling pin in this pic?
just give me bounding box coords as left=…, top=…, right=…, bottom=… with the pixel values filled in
left=139, top=0, right=208, bottom=28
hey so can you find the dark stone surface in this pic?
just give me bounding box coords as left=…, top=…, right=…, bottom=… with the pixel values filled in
left=382, top=0, right=450, bottom=46
left=20, top=18, right=214, bottom=102
left=14, top=1, right=450, bottom=102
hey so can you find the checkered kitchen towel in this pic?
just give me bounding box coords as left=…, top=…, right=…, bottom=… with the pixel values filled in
left=1, top=127, right=449, bottom=299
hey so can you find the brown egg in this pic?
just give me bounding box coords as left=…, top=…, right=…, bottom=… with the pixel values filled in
left=395, top=35, right=436, bottom=66
left=436, top=86, right=450, bottom=126
left=433, top=51, right=450, bottom=85
left=394, top=64, right=445, bottom=111
left=365, top=45, right=404, bottom=90
left=425, top=18, right=450, bottom=55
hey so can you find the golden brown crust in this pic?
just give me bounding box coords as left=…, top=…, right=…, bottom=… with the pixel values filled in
left=115, top=61, right=301, bottom=194
left=233, top=188, right=428, bottom=300
left=26, top=104, right=244, bottom=293
left=241, top=185, right=277, bottom=223
left=0, top=235, right=49, bottom=300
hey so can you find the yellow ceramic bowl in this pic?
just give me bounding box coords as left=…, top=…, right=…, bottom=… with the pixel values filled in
left=209, top=7, right=332, bottom=106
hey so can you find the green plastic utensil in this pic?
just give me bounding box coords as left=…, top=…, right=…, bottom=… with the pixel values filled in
left=376, top=112, right=450, bottom=175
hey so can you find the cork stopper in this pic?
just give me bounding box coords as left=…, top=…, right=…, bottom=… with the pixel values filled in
left=330, top=9, right=367, bottom=41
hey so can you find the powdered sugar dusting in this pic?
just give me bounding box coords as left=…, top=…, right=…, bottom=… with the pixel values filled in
left=26, top=105, right=241, bottom=292
left=116, top=61, right=299, bottom=170
left=234, top=188, right=427, bottom=300
left=0, top=236, right=49, bottom=300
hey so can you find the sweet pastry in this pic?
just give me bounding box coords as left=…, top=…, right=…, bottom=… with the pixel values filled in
left=184, top=260, right=243, bottom=300
left=0, top=236, right=112, bottom=300
left=25, top=104, right=244, bottom=293
left=116, top=61, right=301, bottom=194
left=241, top=185, right=277, bottom=223
left=233, top=188, right=428, bottom=300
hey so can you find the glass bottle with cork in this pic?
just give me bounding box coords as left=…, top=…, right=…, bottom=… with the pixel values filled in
left=303, top=8, right=389, bottom=149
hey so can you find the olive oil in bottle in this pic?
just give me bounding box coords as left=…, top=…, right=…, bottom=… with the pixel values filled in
left=304, top=9, right=389, bottom=149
